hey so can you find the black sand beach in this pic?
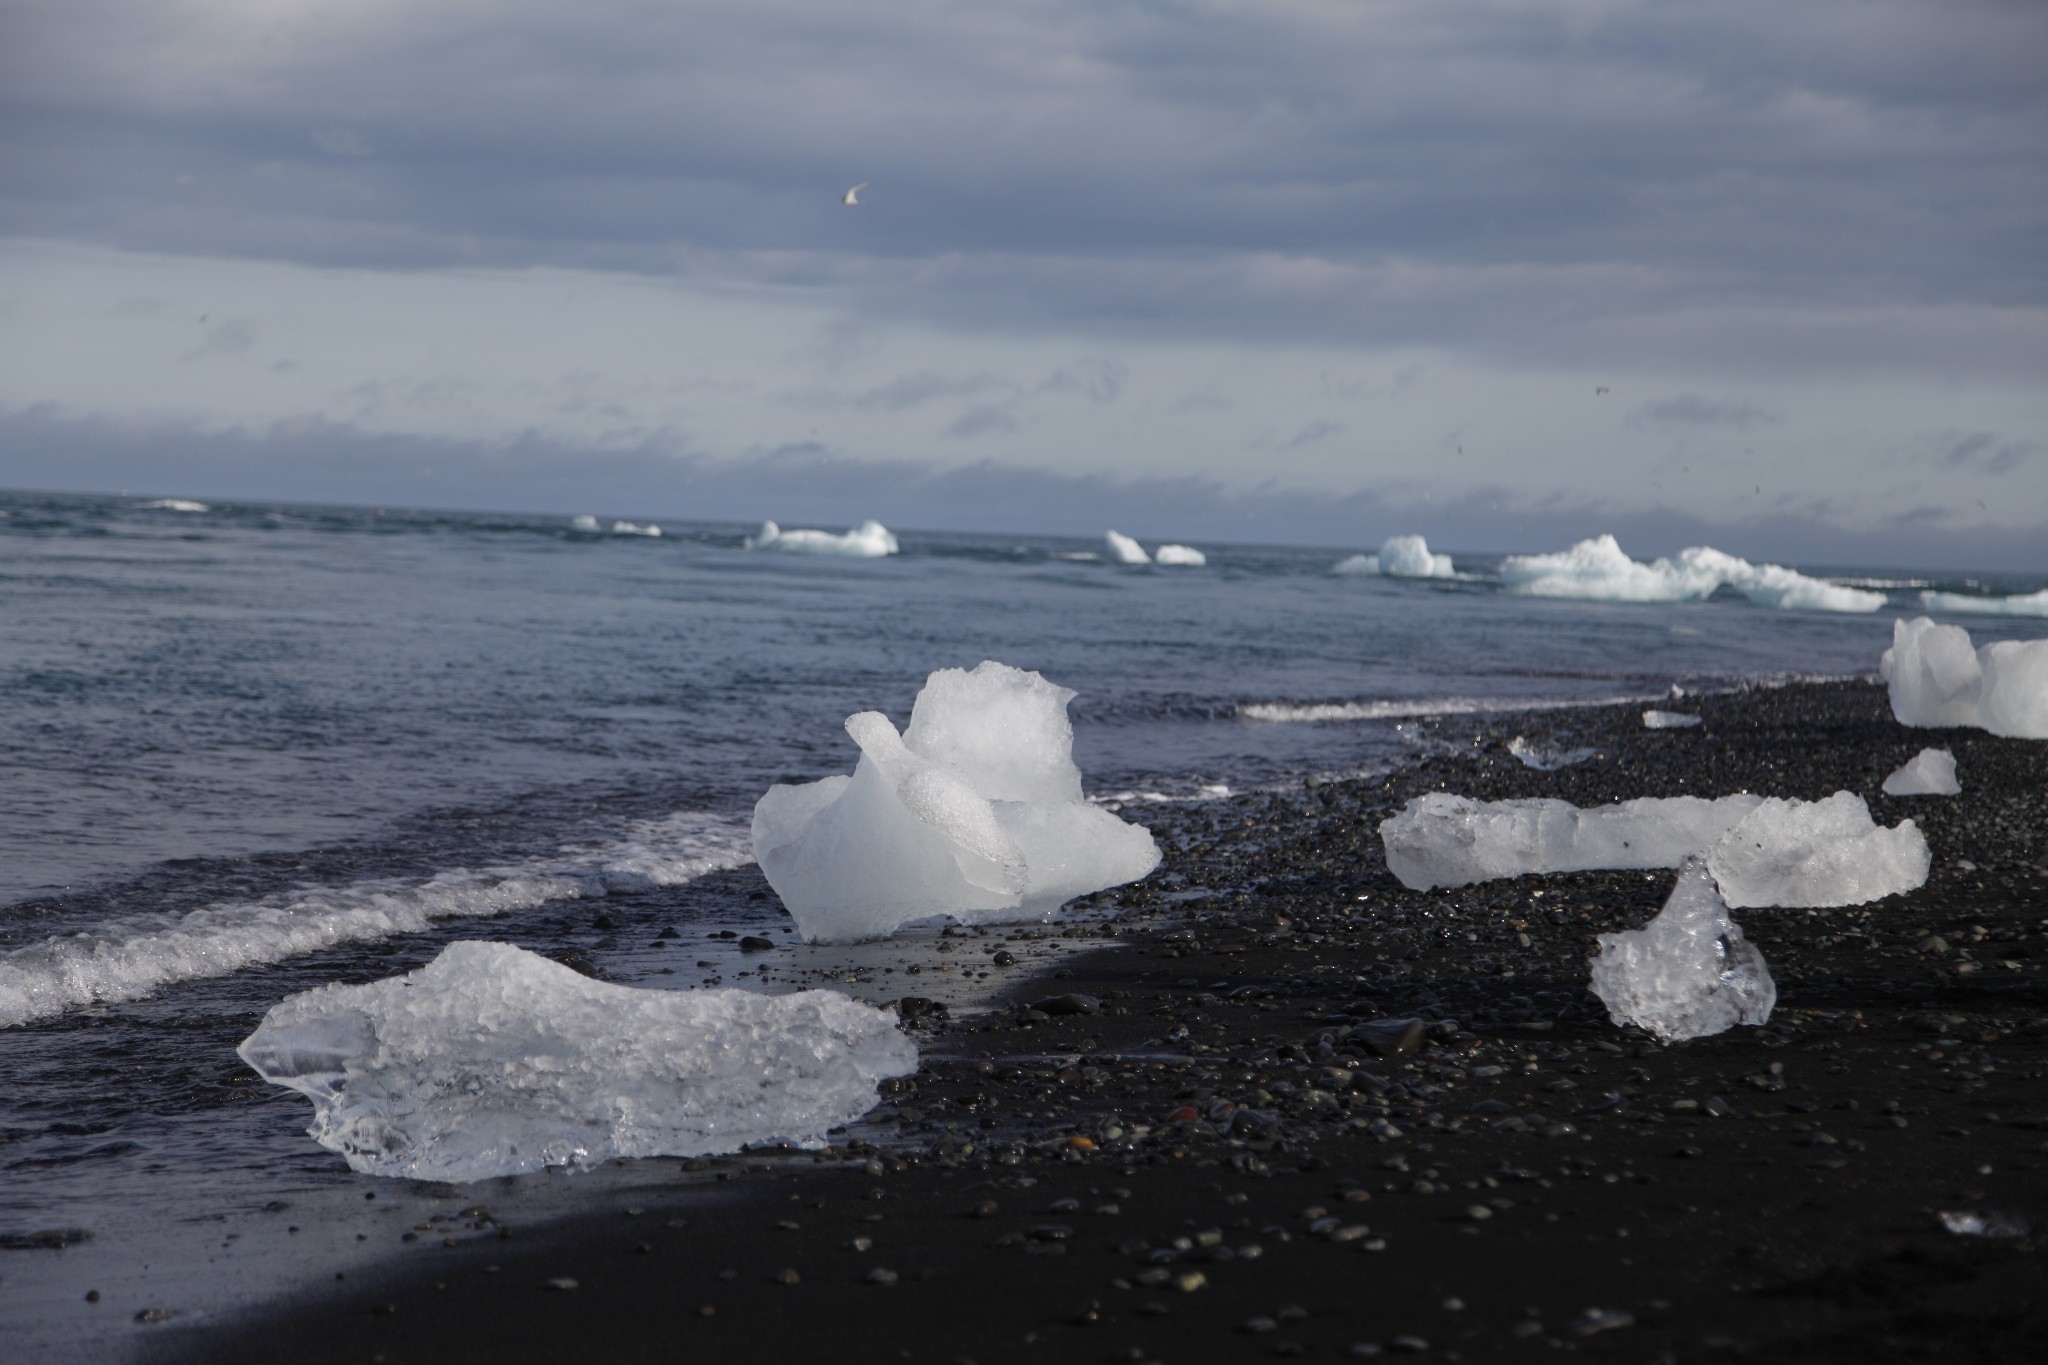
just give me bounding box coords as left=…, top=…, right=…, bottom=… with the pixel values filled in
left=133, top=679, right=2046, bottom=1365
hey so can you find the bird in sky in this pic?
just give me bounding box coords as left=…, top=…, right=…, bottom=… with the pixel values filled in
left=842, top=183, right=868, bottom=206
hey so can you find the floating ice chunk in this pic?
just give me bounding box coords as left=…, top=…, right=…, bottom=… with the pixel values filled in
left=1154, top=543, right=1207, bottom=566
left=1642, top=710, right=1701, bottom=729
left=1882, top=748, right=1960, bottom=797
left=1500, top=535, right=1882, bottom=612
left=568, top=513, right=602, bottom=532
left=1104, top=530, right=1150, bottom=564
left=610, top=520, right=661, bottom=536
left=1882, top=616, right=2048, bottom=738
left=1333, top=534, right=1453, bottom=578
left=1921, top=588, right=2048, bottom=619
left=1589, top=860, right=1775, bottom=1043
left=753, top=662, right=1161, bottom=942
left=140, top=498, right=209, bottom=512
left=1380, top=790, right=1926, bottom=906
left=1507, top=736, right=1597, bottom=770
left=747, top=519, right=899, bottom=557
left=238, top=941, right=917, bottom=1182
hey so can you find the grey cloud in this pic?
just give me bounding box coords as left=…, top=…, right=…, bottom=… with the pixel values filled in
left=943, top=404, right=1018, bottom=439
left=1923, top=431, right=2034, bottom=475
left=1282, top=420, right=1345, bottom=450
left=4, top=2, right=2043, bottom=372
left=1039, top=358, right=1127, bottom=403
left=1628, top=395, right=1784, bottom=432
left=180, top=317, right=258, bottom=360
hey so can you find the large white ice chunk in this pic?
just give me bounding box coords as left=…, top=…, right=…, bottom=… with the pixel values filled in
left=1921, top=588, right=2048, bottom=619
left=1104, top=530, right=1150, bottom=564
left=237, top=941, right=917, bottom=1182
left=1499, top=535, right=1883, bottom=612
left=747, top=519, right=899, bottom=557
left=1883, top=748, right=1961, bottom=797
left=1154, top=543, right=1207, bottom=566
left=1380, top=790, right=1927, bottom=907
left=1589, top=860, right=1776, bottom=1043
left=1881, top=616, right=2048, bottom=738
left=1706, top=792, right=1930, bottom=908
left=752, top=662, right=1161, bottom=942
left=1334, top=534, right=1454, bottom=579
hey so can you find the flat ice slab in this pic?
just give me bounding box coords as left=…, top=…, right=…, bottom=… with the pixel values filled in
left=1589, top=859, right=1776, bottom=1043
left=238, top=941, right=917, bottom=1182
left=1381, top=790, right=1927, bottom=906
left=747, top=519, right=899, bottom=557
left=1883, top=748, right=1961, bottom=797
left=753, top=662, right=1162, bottom=942
left=1882, top=616, right=2048, bottom=738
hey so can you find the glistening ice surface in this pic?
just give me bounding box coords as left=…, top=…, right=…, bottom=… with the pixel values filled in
left=1882, top=616, right=2048, bottom=738
left=1589, top=860, right=1776, bottom=1043
left=238, top=941, right=918, bottom=1182
left=1883, top=748, right=1961, bottom=797
left=753, top=662, right=1161, bottom=941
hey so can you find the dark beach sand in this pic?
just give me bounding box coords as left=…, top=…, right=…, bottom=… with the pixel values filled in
left=141, top=680, right=2046, bottom=1365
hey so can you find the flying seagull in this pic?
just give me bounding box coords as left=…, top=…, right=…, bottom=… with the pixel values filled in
left=842, top=182, right=868, bottom=206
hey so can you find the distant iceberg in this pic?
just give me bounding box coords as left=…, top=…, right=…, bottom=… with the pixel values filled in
left=1882, top=616, right=2048, bottom=738
left=568, top=514, right=602, bottom=533
left=1500, top=535, right=1883, bottom=612
left=140, top=498, right=209, bottom=513
left=752, top=662, right=1161, bottom=942
left=1154, top=544, right=1207, bottom=567
left=239, top=941, right=916, bottom=1181
left=748, top=519, right=899, bottom=557
left=1104, top=530, right=1149, bottom=564
left=610, top=520, right=661, bottom=537
left=1334, top=534, right=1454, bottom=579
left=1920, top=588, right=2048, bottom=619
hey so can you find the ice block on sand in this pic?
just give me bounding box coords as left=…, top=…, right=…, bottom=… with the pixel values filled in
left=1882, top=616, right=2048, bottom=738
left=1882, top=748, right=1961, bottom=797
left=1381, top=790, right=1927, bottom=907
left=752, top=662, right=1161, bottom=942
left=1589, top=859, right=1776, bottom=1043
left=238, top=941, right=916, bottom=1181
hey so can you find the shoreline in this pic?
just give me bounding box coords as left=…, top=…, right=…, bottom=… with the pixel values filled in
left=76, top=678, right=2048, bottom=1361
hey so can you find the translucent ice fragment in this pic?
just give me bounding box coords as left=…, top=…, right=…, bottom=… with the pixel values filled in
left=1881, top=748, right=1960, bottom=797
left=238, top=941, right=917, bottom=1182
left=1589, top=860, right=1775, bottom=1043
left=1642, top=710, right=1701, bottom=729
left=1507, top=736, right=1597, bottom=770
left=753, top=662, right=1160, bottom=941
left=1938, top=1210, right=2031, bottom=1238
left=1380, top=790, right=1926, bottom=907
left=1881, top=616, right=2048, bottom=738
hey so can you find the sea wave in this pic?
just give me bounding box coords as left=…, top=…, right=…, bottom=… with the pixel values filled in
left=1239, top=694, right=1645, bottom=724
left=0, top=812, right=752, bottom=1029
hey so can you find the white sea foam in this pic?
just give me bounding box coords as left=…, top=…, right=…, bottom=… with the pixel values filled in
left=140, top=498, right=209, bottom=512
left=1104, top=530, right=1150, bottom=564
left=1920, top=588, right=2048, bottom=618
left=0, top=812, right=753, bottom=1029
left=747, top=519, right=899, bottom=557
left=1500, top=535, right=1884, bottom=613
left=1334, top=535, right=1454, bottom=579
left=610, top=520, right=662, bottom=537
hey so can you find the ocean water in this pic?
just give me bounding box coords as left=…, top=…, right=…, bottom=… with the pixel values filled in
left=2, top=488, right=2043, bottom=1353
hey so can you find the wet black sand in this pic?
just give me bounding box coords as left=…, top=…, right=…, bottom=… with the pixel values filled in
left=140, top=679, right=2047, bottom=1365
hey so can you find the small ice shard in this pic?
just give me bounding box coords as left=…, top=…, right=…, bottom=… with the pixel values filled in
left=1589, top=859, right=1775, bottom=1043
left=1881, top=616, right=2048, bottom=738
left=1882, top=748, right=1960, bottom=797
left=1333, top=534, right=1454, bottom=578
left=1938, top=1210, right=2031, bottom=1238
left=1380, top=790, right=1927, bottom=906
left=1507, top=736, right=1597, bottom=770
left=237, top=941, right=916, bottom=1182
left=568, top=514, right=601, bottom=532
left=746, top=519, right=899, bottom=557
left=1705, top=792, right=1929, bottom=908
left=1153, top=543, right=1206, bottom=566
left=1104, top=530, right=1150, bottom=564
left=1642, top=710, right=1701, bottom=729
left=752, top=662, right=1161, bottom=942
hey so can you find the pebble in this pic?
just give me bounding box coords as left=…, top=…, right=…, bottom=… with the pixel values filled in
left=865, top=1267, right=901, bottom=1286
left=542, top=1277, right=579, bottom=1292
left=1571, top=1307, right=1634, bottom=1336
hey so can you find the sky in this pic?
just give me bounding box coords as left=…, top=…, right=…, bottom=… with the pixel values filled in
left=1, top=0, right=2043, bottom=567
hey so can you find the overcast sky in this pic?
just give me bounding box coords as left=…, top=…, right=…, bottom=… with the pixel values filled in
left=2, top=0, right=2043, bottom=566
